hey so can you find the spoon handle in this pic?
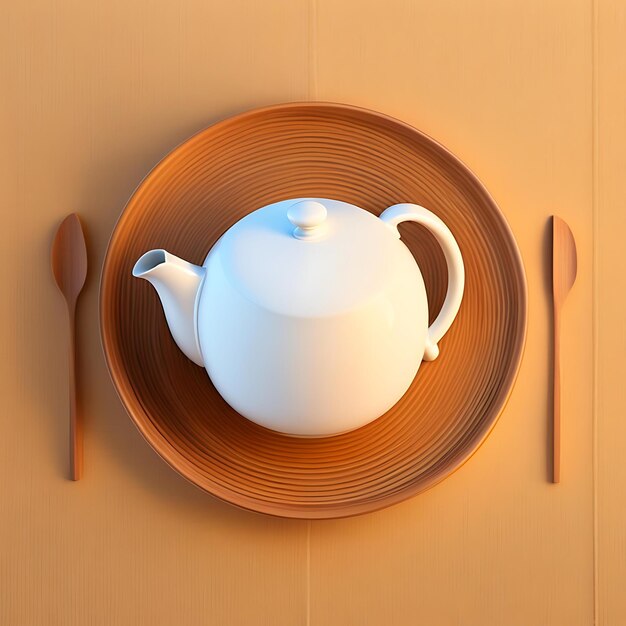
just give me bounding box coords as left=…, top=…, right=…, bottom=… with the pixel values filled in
left=553, top=306, right=561, bottom=483
left=68, top=305, right=82, bottom=480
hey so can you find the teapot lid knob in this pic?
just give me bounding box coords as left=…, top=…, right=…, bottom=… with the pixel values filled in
left=287, top=200, right=328, bottom=240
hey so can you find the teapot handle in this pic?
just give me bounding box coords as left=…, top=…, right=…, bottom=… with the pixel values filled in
left=380, top=204, right=465, bottom=361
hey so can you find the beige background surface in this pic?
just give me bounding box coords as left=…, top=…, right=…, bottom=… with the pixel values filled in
left=0, top=0, right=622, bottom=624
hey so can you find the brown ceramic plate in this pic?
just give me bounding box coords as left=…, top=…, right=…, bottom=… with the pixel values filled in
left=100, top=102, right=527, bottom=519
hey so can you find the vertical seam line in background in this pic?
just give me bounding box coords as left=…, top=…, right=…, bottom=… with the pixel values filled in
left=591, top=0, right=599, bottom=623
left=308, top=0, right=318, bottom=100
left=306, top=0, right=317, bottom=619
left=306, top=521, right=311, bottom=626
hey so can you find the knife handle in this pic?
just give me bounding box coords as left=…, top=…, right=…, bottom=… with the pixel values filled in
left=553, top=307, right=561, bottom=484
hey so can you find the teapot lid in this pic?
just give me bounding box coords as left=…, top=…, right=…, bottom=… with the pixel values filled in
left=207, top=198, right=410, bottom=317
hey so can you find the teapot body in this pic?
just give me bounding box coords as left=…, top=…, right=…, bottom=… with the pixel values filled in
left=198, top=233, right=428, bottom=436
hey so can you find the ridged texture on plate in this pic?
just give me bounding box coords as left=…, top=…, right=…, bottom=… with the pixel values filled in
left=100, top=103, right=527, bottom=519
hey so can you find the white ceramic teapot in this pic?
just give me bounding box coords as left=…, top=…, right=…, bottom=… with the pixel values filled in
left=132, top=198, right=464, bottom=436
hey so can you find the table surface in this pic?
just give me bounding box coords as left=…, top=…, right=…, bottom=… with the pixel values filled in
left=1, top=1, right=623, bottom=625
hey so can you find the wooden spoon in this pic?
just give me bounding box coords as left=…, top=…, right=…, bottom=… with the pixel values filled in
left=551, top=216, right=577, bottom=483
left=51, top=214, right=87, bottom=480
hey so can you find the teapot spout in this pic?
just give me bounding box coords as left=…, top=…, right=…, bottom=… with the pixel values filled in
left=132, top=249, right=205, bottom=366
